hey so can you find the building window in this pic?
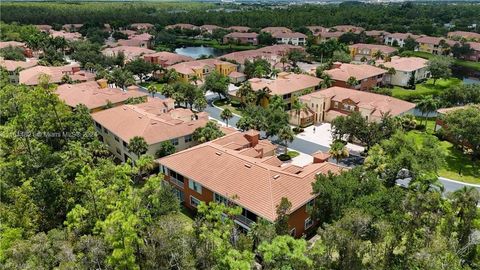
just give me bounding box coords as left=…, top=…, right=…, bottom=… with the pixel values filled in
left=188, top=179, right=202, bottom=194
left=304, top=217, right=314, bottom=230
left=214, top=193, right=229, bottom=205
left=171, top=138, right=179, bottom=146
left=103, top=127, right=109, bottom=134
left=95, top=122, right=101, bottom=129
left=123, top=141, right=128, bottom=148
left=114, top=136, right=120, bottom=142
left=116, top=148, right=121, bottom=155
left=306, top=199, right=314, bottom=213
left=169, top=169, right=185, bottom=187
left=290, top=228, right=296, bottom=237
left=190, top=196, right=201, bottom=208
left=184, top=134, right=193, bottom=143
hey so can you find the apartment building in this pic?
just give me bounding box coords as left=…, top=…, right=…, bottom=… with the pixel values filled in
left=384, top=32, right=420, bottom=47
left=349, top=43, right=397, bottom=61
left=157, top=130, right=344, bottom=237
left=331, top=25, right=365, bottom=33
left=0, top=58, right=38, bottom=84
left=365, top=30, right=391, bottom=43
left=381, top=56, right=430, bottom=87
left=415, top=36, right=457, bottom=55
left=143, top=52, right=194, bottom=68
left=247, top=72, right=322, bottom=109
left=19, top=64, right=95, bottom=86
left=91, top=97, right=210, bottom=162
left=292, top=86, right=415, bottom=126
left=0, top=41, right=33, bottom=58
left=261, top=27, right=292, bottom=35
left=130, top=23, right=154, bottom=31
left=102, top=46, right=155, bottom=62
left=272, top=31, right=307, bottom=46
left=466, top=42, right=480, bottom=61
left=50, top=30, right=83, bottom=41
left=165, top=24, right=199, bottom=31
left=447, top=31, right=480, bottom=42
left=313, top=31, right=343, bottom=43
left=117, top=33, right=153, bottom=49
left=200, top=25, right=222, bottom=34
left=227, top=26, right=251, bottom=33
left=169, top=58, right=237, bottom=83
left=56, top=80, right=148, bottom=112
left=223, top=32, right=259, bottom=45
left=325, top=62, right=386, bottom=91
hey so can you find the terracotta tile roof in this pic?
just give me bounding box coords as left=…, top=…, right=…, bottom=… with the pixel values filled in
left=448, top=31, right=480, bottom=40
left=158, top=131, right=344, bottom=221
left=385, top=32, right=419, bottom=40
left=35, top=25, right=52, bottom=32
left=19, top=64, right=94, bottom=86
left=349, top=43, right=397, bottom=54
left=50, top=30, right=82, bottom=41
left=91, top=98, right=209, bottom=145
left=315, top=31, right=343, bottom=38
left=416, top=36, right=458, bottom=46
left=130, top=23, right=154, bottom=30
left=272, top=32, right=307, bottom=39
left=102, top=46, right=155, bottom=61
left=165, top=24, right=198, bottom=30
left=437, top=105, right=479, bottom=115
left=56, top=81, right=148, bottom=110
left=169, top=58, right=236, bottom=75
left=144, top=51, right=194, bottom=66
left=325, top=63, right=386, bottom=81
left=228, top=71, right=246, bottom=78
left=382, top=57, right=428, bottom=72
left=224, top=32, right=258, bottom=39
left=467, top=42, right=480, bottom=51
left=249, top=73, right=322, bottom=96
left=261, top=27, right=292, bottom=34
left=201, top=25, right=222, bottom=31
left=0, top=41, right=26, bottom=49
left=365, top=30, right=390, bottom=36
left=300, top=86, right=416, bottom=117
left=0, top=59, right=38, bottom=72
left=331, top=25, right=365, bottom=33
left=227, top=26, right=250, bottom=32
left=307, top=26, right=329, bottom=33
left=219, top=45, right=303, bottom=64
left=120, top=29, right=137, bottom=37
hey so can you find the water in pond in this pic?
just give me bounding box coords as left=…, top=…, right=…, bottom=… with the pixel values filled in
left=452, top=65, right=480, bottom=85
left=174, top=46, right=231, bottom=59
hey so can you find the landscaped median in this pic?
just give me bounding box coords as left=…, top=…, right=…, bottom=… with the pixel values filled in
left=212, top=99, right=243, bottom=116
left=406, top=130, right=480, bottom=184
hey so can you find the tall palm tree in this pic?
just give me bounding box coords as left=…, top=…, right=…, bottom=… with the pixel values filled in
left=373, top=50, right=385, bottom=60
left=346, top=76, right=359, bottom=88
left=220, top=108, right=234, bottom=127
left=278, top=126, right=295, bottom=154
left=417, top=96, right=439, bottom=127
left=253, top=65, right=266, bottom=78
left=320, top=73, right=334, bottom=88
left=255, top=87, right=271, bottom=106
left=270, top=68, right=281, bottom=79
left=329, top=140, right=349, bottom=164
left=236, top=82, right=254, bottom=106
left=291, top=99, right=307, bottom=127
left=280, top=56, right=288, bottom=71
left=127, top=136, right=148, bottom=162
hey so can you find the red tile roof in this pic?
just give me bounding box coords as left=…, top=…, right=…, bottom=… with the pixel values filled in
left=325, top=63, right=386, bottom=81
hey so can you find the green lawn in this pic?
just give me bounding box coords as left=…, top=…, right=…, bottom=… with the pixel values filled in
left=177, top=206, right=195, bottom=231
left=406, top=131, right=480, bottom=184
left=391, top=78, right=462, bottom=101
left=403, top=50, right=480, bottom=71
left=287, top=150, right=300, bottom=158
left=213, top=99, right=243, bottom=116
left=139, top=81, right=165, bottom=91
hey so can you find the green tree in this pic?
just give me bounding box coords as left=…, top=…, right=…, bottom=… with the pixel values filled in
left=220, top=108, right=234, bottom=127
left=155, top=140, right=176, bottom=158
left=416, top=95, right=439, bottom=126
left=202, top=70, right=229, bottom=99
left=278, top=126, right=295, bottom=154
left=329, top=140, right=349, bottom=164
left=146, top=84, right=157, bottom=97
left=346, top=76, right=359, bottom=88
left=192, top=121, right=225, bottom=143
left=0, top=46, right=26, bottom=61
left=109, top=68, right=135, bottom=90
left=274, top=197, right=292, bottom=235
left=127, top=136, right=148, bottom=159
left=427, top=56, right=453, bottom=85
left=258, top=235, right=313, bottom=270
left=443, top=106, right=480, bottom=159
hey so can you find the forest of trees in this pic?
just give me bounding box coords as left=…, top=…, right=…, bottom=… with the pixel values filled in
left=1, top=2, right=480, bottom=36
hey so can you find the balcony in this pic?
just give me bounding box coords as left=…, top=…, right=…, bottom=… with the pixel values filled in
left=170, top=177, right=184, bottom=189
left=235, top=215, right=255, bottom=227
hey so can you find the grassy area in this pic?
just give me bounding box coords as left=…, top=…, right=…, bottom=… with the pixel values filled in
left=139, top=81, right=165, bottom=91
left=287, top=150, right=300, bottom=158
left=177, top=206, right=195, bottom=231
left=403, top=50, right=480, bottom=71
left=406, top=131, right=480, bottom=184
left=415, top=117, right=437, bottom=133
left=391, top=77, right=462, bottom=101
left=175, top=38, right=258, bottom=51
left=213, top=99, right=243, bottom=116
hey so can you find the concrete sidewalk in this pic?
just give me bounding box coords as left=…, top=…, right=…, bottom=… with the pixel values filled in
left=296, top=123, right=365, bottom=155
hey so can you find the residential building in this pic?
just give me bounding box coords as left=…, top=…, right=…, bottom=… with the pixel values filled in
left=307, top=26, right=329, bottom=34
left=35, top=25, right=52, bottom=32
left=293, top=86, right=415, bottom=125
left=0, top=58, right=38, bottom=84
left=227, top=26, right=251, bottom=33
left=169, top=59, right=237, bottom=83
left=415, top=36, right=457, bottom=55
left=246, top=72, right=322, bottom=109
left=447, top=31, right=480, bottom=42
left=325, top=62, right=386, bottom=91
left=223, top=32, right=259, bottom=46
left=62, top=24, right=83, bottom=32
left=272, top=32, right=307, bottom=46
left=434, top=105, right=480, bottom=131
left=19, top=64, right=95, bottom=86
left=50, top=30, right=82, bottom=41
left=384, top=32, right=419, bottom=47
left=466, top=42, right=480, bottom=61
left=117, top=33, right=153, bottom=48
left=102, top=46, right=155, bottom=62
left=381, top=56, right=430, bottom=87
left=143, top=52, right=194, bottom=68
left=365, top=30, right=391, bottom=43
left=261, top=27, right=292, bottom=35
left=200, top=25, right=222, bottom=34
left=331, top=25, right=365, bottom=33
left=157, top=130, right=344, bottom=237
left=91, top=97, right=210, bottom=162
left=165, top=24, right=199, bottom=31
left=0, top=41, right=33, bottom=57
left=349, top=43, right=397, bottom=61
left=228, top=71, right=247, bottom=84
left=313, top=31, right=343, bottom=43
left=130, top=23, right=154, bottom=31
left=56, top=80, right=148, bottom=112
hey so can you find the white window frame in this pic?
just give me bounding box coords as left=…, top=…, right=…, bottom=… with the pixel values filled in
left=290, top=228, right=296, bottom=237
left=304, top=217, right=313, bottom=230
left=190, top=196, right=200, bottom=208
left=188, top=179, right=202, bottom=194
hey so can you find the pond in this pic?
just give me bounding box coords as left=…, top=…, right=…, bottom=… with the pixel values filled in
left=451, top=65, right=480, bottom=85
left=174, top=46, right=231, bottom=59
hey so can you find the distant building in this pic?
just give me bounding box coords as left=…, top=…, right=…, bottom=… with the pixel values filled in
left=331, top=25, right=365, bottom=33
left=102, top=46, right=155, bottom=62
left=200, top=25, right=222, bottom=34
left=384, top=32, right=419, bottom=47
left=19, top=64, right=95, bottom=86
left=325, top=62, right=386, bottom=91
left=143, top=51, right=194, bottom=68
left=117, top=33, right=153, bottom=49
left=169, top=59, right=237, bottom=83
left=227, top=26, right=251, bottom=33
left=130, top=23, right=154, bottom=31
left=0, top=58, right=38, bottom=84
left=223, top=32, right=259, bottom=45
left=415, top=36, right=457, bottom=55
left=50, top=30, right=82, bottom=41
left=261, top=27, right=292, bottom=35
left=0, top=41, right=33, bottom=57
left=91, top=97, right=210, bottom=162
left=165, top=24, right=199, bottom=31
left=349, top=43, right=397, bottom=61
left=56, top=80, right=148, bottom=112
left=447, top=31, right=480, bottom=42
left=381, top=56, right=430, bottom=87
left=272, top=32, right=307, bottom=46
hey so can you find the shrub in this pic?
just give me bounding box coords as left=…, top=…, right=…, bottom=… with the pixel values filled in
left=230, top=100, right=241, bottom=107
left=292, top=127, right=304, bottom=133
left=277, top=154, right=291, bottom=161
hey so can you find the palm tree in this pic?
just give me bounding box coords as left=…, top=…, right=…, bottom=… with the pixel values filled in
left=160, top=84, right=175, bottom=98
left=291, top=99, right=307, bottom=127
left=346, top=76, right=359, bottom=88
left=277, top=126, right=295, bottom=154
left=220, top=108, right=234, bottom=127
left=280, top=56, right=288, bottom=71
left=189, top=74, right=201, bottom=85
left=147, top=84, right=157, bottom=97
left=320, top=73, right=334, bottom=88
left=253, top=65, right=266, bottom=78
left=270, top=68, right=281, bottom=79
left=135, top=154, right=155, bottom=182
left=416, top=96, right=439, bottom=128
left=255, top=87, right=271, bottom=107
left=236, top=82, right=254, bottom=106
left=329, top=140, right=349, bottom=164
left=127, top=136, right=148, bottom=162
left=373, top=50, right=385, bottom=60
